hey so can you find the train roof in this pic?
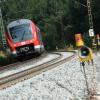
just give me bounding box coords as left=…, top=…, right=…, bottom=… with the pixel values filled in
left=7, top=19, right=33, bottom=28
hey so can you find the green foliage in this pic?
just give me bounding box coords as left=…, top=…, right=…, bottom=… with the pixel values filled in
left=64, top=25, right=75, bottom=46
left=92, top=0, right=100, bottom=33
left=83, top=32, right=92, bottom=48
left=0, top=51, right=8, bottom=66
left=0, top=0, right=100, bottom=51
left=43, top=16, right=58, bottom=50
left=0, top=51, right=15, bottom=66
left=0, top=56, right=9, bottom=66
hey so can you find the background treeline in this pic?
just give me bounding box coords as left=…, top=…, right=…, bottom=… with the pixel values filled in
left=1, top=0, right=100, bottom=50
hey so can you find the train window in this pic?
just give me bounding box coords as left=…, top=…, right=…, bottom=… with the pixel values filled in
left=9, top=24, right=33, bottom=43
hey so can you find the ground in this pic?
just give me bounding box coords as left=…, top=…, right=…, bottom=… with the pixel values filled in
left=0, top=52, right=100, bottom=100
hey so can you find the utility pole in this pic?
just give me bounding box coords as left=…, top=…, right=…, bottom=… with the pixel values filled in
left=87, top=1, right=97, bottom=98
left=75, top=0, right=95, bottom=47
left=87, top=0, right=93, bottom=29
left=0, top=8, right=7, bottom=50
left=87, top=0, right=95, bottom=48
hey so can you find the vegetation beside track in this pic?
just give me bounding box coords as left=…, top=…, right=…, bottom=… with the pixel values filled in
left=0, top=48, right=75, bottom=66
left=0, top=51, right=15, bottom=66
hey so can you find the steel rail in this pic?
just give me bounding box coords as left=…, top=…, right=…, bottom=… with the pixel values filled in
left=0, top=52, right=47, bottom=71
left=0, top=51, right=76, bottom=89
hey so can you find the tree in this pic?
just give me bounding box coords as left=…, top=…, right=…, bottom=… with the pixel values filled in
left=1, top=0, right=100, bottom=51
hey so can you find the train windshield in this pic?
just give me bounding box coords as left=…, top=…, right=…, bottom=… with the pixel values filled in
left=9, top=24, right=33, bottom=43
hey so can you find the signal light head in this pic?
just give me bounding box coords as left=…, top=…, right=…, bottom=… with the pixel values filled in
left=78, top=46, right=93, bottom=62
left=78, top=46, right=90, bottom=58
left=80, top=46, right=89, bottom=56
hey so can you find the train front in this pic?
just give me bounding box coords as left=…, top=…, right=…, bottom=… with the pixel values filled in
left=6, top=19, right=39, bottom=57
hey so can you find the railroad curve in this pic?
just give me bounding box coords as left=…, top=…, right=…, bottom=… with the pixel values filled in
left=0, top=51, right=76, bottom=89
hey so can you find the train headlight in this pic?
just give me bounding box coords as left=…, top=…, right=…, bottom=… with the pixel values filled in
left=12, top=51, right=17, bottom=54
left=21, top=42, right=26, bottom=45
left=78, top=46, right=89, bottom=58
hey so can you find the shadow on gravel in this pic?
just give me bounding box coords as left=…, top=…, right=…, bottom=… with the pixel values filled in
left=16, top=53, right=42, bottom=62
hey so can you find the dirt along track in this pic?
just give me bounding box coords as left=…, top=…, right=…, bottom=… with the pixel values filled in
left=0, top=51, right=76, bottom=89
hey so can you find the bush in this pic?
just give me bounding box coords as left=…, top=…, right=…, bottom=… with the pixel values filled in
left=0, top=51, right=15, bottom=66
left=0, top=57, right=9, bottom=66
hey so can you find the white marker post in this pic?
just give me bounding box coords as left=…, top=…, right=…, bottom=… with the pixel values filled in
left=89, top=29, right=94, bottom=37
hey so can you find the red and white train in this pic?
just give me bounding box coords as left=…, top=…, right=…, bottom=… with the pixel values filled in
left=6, top=19, right=44, bottom=57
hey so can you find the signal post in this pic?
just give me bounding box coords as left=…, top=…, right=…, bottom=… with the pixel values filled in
left=75, top=33, right=95, bottom=98
left=75, top=33, right=94, bottom=66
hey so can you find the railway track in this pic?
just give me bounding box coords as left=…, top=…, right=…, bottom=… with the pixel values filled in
left=0, top=51, right=76, bottom=89
left=0, top=52, right=47, bottom=71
